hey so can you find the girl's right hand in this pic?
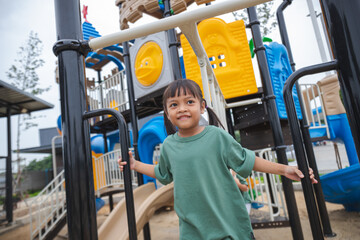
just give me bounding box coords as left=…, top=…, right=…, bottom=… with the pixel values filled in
left=118, top=151, right=136, bottom=171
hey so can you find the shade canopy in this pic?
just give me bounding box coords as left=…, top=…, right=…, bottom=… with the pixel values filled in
left=0, top=80, right=54, bottom=117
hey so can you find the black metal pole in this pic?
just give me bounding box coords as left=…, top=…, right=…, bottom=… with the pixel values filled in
left=283, top=60, right=338, bottom=240
left=277, top=1, right=335, bottom=237
left=97, top=70, right=104, bottom=107
left=163, top=0, right=182, bottom=80
left=53, top=0, right=97, bottom=238
left=122, top=42, right=144, bottom=186
left=247, top=6, right=304, bottom=240
left=320, top=0, right=360, bottom=163
left=226, top=109, right=235, bottom=137
left=123, top=41, right=151, bottom=240
left=5, top=106, right=12, bottom=223
left=83, top=108, right=137, bottom=240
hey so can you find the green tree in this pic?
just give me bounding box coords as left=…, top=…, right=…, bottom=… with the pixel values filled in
left=6, top=31, right=50, bottom=192
left=24, top=155, right=53, bottom=171
left=233, top=2, right=277, bottom=37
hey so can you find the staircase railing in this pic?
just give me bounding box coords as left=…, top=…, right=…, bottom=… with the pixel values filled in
left=93, top=149, right=138, bottom=196
left=29, top=147, right=139, bottom=239
left=29, top=170, right=66, bottom=240
left=250, top=148, right=288, bottom=222
left=87, top=70, right=129, bottom=113
left=300, top=83, right=330, bottom=139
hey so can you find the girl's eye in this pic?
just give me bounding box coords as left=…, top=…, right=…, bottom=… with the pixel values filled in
left=169, top=103, right=177, bottom=108
left=187, top=100, right=194, bottom=104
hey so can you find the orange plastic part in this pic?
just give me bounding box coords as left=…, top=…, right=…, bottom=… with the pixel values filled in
left=92, top=151, right=105, bottom=192
left=180, top=18, right=258, bottom=99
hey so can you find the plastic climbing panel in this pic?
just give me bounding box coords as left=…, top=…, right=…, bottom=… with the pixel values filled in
left=180, top=18, right=258, bottom=99
left=265, top=42, right=302, bottom=119
left=130, top=31, right=175, bottom=99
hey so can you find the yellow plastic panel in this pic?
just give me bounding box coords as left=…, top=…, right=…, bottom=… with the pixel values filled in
left=134, top=41, right=163, bottom=87
left=181, top=18, right=257, bottom=99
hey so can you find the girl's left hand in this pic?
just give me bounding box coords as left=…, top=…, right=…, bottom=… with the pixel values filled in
left=285, top=166, right=318, bottom=184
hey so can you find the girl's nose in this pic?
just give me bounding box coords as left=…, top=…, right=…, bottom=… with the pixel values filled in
left=177, top=104, right=187, bottom=112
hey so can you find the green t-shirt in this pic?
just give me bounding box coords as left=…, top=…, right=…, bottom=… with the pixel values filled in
left=236, top=175, right=252, bottom=204
left=154, top=125, right=256, bottom=240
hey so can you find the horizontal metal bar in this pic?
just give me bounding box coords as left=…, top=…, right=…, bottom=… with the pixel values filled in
left=283, top=61, right=338, bottom=96
left=89, top=0, right=270, bottom=50
left=225, top=98, right=262, bottom=108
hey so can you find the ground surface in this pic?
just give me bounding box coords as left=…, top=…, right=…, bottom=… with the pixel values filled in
left=1, top=190, right=359, bottom=240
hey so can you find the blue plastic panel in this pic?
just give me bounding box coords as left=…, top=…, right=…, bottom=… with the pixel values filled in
left=265, top=42, right=302, bottom=119
left=138, top=116, right=167, bottom=185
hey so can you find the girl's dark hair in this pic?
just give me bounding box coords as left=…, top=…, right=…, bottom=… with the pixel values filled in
left=162, top=79, right=224, bottom=135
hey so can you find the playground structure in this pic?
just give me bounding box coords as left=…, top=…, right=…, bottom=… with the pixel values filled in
left=6, top=0, right=357, bottom=240
left=300, top=74, right=360, bottom=211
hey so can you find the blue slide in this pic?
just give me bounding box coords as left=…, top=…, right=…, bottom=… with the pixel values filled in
left=138, top=116, right=167, bottom=185
left=309, top=112, right=360, bottom=211
left=321, top=164, right=360, bottom=211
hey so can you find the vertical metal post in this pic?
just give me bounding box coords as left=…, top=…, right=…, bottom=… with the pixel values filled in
left=54, top=0, right=97, bottom=238
left=306, top=0, right=329, bottom=64
left=247, top=6, right=304, bottom=240
left=277, top=1, right=335, bottom=237
left=283, top=61, right=338, bottom=240
left=6, top=106, right=13, bottom=223
left=122, top=42, right=144, bottom=186
left=320, top=0, right=360, bottom=164
left=163, top=0, right=183, bottom=80
left=123, top=41, right=150, bottom=240
left=97, top=70, right=104, bottom=109
left=83, top=109, right=138, bottom=240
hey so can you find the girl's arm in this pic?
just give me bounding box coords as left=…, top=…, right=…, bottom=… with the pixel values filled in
left=234, top=177, right=249, bottom=192
left=231, top=170, right=249, bottom=192
left=253, top=156, right=318, bottom=184
left=118, top=151, right=156, bottom=178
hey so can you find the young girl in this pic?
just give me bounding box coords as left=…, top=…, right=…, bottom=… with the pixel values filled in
left=119, top=79, right=317, bottom=240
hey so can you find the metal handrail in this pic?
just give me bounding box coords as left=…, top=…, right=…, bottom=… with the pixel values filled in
left=29, top=146, right=140, bottom=240
left=29, top=170, right=66, bottom=240
left=300, top=83, right=330, bottom=139
left=250, top=148, right=288, bottom=222
left=87, top=70, right=128, bottom=112
left=93, top=149, right=138, bottom=197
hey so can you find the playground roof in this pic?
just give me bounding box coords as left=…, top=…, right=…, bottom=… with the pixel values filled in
left=0, top=80, right=54, bottom=118
left=17, top=143, right=62, bottom=154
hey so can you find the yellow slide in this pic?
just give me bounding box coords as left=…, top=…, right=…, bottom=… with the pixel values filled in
left=98, top=182, right=174, bottom=240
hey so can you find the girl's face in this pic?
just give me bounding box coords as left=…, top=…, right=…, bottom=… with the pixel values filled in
left=165, top=89, right=205, bottom=137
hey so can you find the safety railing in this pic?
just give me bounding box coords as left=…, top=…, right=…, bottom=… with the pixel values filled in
left=29, top=170, right=66, bottom=240
left=300, top=83, right=330, bottom=139
left=93, top=148, right=138, bottom=196
left=87, top=70, right=129, bottom=113
left=249, top=148, right=288, bottom=222
left=29, top=147, right=139, bottom=239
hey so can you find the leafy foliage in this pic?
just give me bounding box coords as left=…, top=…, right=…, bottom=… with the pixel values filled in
left=6, top=31, right=49, bottom=94
left=24, top=155, right=53, bottom=171
left=233, top=2, right=277, bottom=37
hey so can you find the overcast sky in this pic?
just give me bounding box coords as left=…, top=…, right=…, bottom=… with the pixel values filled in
left=0, top=0, right=328, bottom=171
